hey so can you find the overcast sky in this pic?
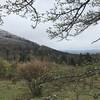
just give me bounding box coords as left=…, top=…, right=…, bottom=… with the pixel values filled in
left=0, top=0, right=100, bottom=51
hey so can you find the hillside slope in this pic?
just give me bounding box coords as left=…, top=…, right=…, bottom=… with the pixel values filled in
left=0, top=29, right=40, bottom=48
left=0, top=29, right=98, bottom=64
left=0, top=29, right=73, bottom=62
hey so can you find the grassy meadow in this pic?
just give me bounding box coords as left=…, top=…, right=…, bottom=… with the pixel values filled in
left=0, top=62, right=99, bottom=100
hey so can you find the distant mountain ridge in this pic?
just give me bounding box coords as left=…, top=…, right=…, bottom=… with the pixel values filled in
left=0, top=29, right=74, bottom=63
left=0, top=29, right=68, bottom=53
left=65, top=49, right=100, bottom=54
left=0, top=29, right=40, bottom=48
left=0, top=29, right=99, bottom=65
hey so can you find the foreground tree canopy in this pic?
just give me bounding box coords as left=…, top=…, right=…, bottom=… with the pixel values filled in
left=0, top=0, right=100, bottom=41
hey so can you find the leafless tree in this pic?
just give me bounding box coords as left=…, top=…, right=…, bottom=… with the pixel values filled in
left=46, top=0, right=100, bottom=42
left=0, top=0, right=40, bottom=28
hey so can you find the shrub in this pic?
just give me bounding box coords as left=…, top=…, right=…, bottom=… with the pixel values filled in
left=0, top=58, right=11, bottom=78
left=17, top=60, right=49, bottom=97
left=0, top=58, right=17, bottom=79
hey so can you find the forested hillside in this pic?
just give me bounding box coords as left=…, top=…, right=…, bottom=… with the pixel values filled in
left=0, top=29, right=99, bottom=65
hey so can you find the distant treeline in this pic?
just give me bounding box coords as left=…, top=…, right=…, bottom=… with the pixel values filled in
left=0, top=46, right=100, bottom=65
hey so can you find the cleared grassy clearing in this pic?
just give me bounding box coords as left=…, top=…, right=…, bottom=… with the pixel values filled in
left=0, top=64, right=99, bottom=100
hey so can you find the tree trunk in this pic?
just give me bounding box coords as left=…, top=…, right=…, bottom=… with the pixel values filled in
left=28, top=80, right=42, bottom=97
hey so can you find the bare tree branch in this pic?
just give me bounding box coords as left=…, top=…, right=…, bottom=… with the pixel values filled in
left=0, top=0, right=100, bottom=43
left=0, top=0, right=40, bottom=28
left=46, top=0, right=100, bottom=41
left=91, top=38, right=100, bottom=44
